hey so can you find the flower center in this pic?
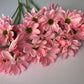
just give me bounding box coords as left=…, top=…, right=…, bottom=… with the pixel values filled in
left=13, top=31, right=17, bottom=39
left=32, top=17, right=38, bottom=22
left=25, top=27, right=32, bottom=34
left=43, top=31, right=47, bottom=34
left=63, top=37, right=67, bottom=40
left=65, top=18, right=71, bottom=24
left=48, top=19, right=54, bottom=25
left=32, top=47, right=40, bottom=50
left=3, top=30, right=8, bottom=36
left=72, top=29, right=77, bottom=34
left=10, top=52, right=14, bottom=57
left=3, top=59, right=6, bottom=63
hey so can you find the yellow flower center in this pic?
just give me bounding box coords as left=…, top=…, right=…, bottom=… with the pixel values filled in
left=65, top=18, right=71, bottom=24
left=32, top=17, right=38, bottom=22
left=3, top=30, right=8, bottom=36
left=25, top=27, right=32, bottom=34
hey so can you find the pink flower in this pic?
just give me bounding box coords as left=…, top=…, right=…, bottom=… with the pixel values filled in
left=11, top=25, right=21, bottom=40
left=22, top=40, right=46, bottom=64
left=0, top=50, right=29, bottom=75
left=55, top=34, right=81, bottom=59
left=38, top=40, right=60, bottom=66
left=0, top=52, right=10, bottom=73
left=0, top=15, right=13, bottom=46
left=9, top=34, right=20, bottom=52
left=24, top=7, right=47, bottom=25
left=39, top=9, right=60, bottom=33
left=39, top=30, right=55, bottom=41
left=19, top=21, right=40, bottom=41
left=0, top=4, right=84, bottom=75
left=76, top=24, right=84, bottom=40
left=54, top=31, right=82, bottom=59
left=24, top=8, right=39, bottom=26
left=62, top=9, right=82, bottom=27
left=1, top=14, right=12, bottom=24
left=62, top=39, right=81, bottom=59
left=49, top=4, right=65, bottom=14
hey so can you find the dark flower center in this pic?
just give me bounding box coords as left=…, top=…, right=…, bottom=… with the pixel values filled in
left=3, top=30, right=8, bottom=36
left=63, top=37, right=67, bottom=40
left=32, top=47, right=40, bottom=50
left=48, top=19, right=54, bottom=25
left=3, top=59, right=6, bottom=63
left=15, top=57, right=18, bottom=61
left=32, top=17, right=38, bottom=22
left=25, top=27, right=32, bottom=34
left=65, top=18, right=71, bottom=24
left=43, top=31, right=47, bottom=34
left=62, top=25, right=65, bottom=30
left=13, top=31, right=17, bottom=39
left=10, top=52, right=14, bottom=57
left=72, top=29, right=77, bottom=34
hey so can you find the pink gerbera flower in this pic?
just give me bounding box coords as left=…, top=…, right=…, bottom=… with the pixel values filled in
left=23, top=43, right=38, bottom=64
left=62, top=9, right=82, bottom=27
left=0, top=50, right=29, bottom=75
left=39, top=9, right=60, bottom=33
left=75, top=24, right=84, bottom=40
left=49, top=4, right=65, bottom=14
left=62, top=39, right=81, bottom=59
left=38, top=40, right=60, bottom=66
left=55, top=34, right=81, bottom=59
left=0, top=15, right=13, bottom=46
left=0, top=34, right=29, bottom=75
left=24, top=8, right=39, bottom=27
left=19, top=21, right=40, bottom=41
left=22, top=40, right=47, bottom=64
left=24, top=7, right=47, bottom=25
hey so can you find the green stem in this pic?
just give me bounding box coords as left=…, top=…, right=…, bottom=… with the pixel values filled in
left=29, top=0, right=40, bottom=11
left=17, top=10, right=21, bottom=24
left=21, top=7, right=24, bottom=17
left=26, top=0, right=28, bottom=6
left=12, top=0, right=38, bottom=24
left=11, top=6, right=19, bottom=19
left=13, top=11, right=19, bottom=24
left=21, top=3, right=31, bottom=12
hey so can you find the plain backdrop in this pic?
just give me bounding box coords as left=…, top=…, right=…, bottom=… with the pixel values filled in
left=0, top=0, right=84, bottom=84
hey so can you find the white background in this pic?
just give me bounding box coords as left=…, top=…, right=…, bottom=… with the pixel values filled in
left=0, top=0, right=84, bottom=84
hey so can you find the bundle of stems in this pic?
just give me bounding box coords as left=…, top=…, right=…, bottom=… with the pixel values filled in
left=12, top=0, right=40, bottom=24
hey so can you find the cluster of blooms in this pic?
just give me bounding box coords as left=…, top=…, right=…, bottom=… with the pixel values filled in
left=0, top=4, right=84, bottom=75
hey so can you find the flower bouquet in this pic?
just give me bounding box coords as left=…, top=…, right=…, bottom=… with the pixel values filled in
left=0, top=0, right=84, bottom=75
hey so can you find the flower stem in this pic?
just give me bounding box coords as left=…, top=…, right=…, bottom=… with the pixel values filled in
left=29, top=0, right=40, bottom=11
left=11, top=6, right=19, bottom=19
left=12, top=0, right=39, bottom=24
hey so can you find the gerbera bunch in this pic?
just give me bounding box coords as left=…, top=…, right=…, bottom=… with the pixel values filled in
left=0, top=2, right=84, bottom=75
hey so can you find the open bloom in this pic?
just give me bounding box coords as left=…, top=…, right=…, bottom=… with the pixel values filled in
left=0, top=50, right=29, bottom=75
left=76, top=24, right=84, bottom=40
left=0, top=15, right=13, bottom=46
left=55, top=34, right=81, bottom=59
left=0, top=4, right=84, bottom=75
left=24, top=7, right=47, bottom=25
left=39, top=9, right=60, bottom=33
left=0, top=34, right=29, bottom=75
left=38, top=40, right=60, bottom=66
left=62, top=39, right=81, bottom=59
left=19, top=21, right=40, bottom=41
left=61, top=10, right=82, bottom=27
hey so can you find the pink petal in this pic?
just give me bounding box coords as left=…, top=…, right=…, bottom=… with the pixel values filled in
left=1, top=50, right=12, bottom=60
left=62, top=52, right=68, bottom=59
left=68, top=49, right=75, bottom=57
